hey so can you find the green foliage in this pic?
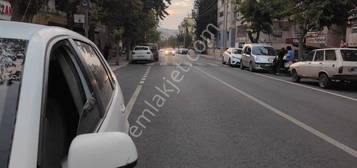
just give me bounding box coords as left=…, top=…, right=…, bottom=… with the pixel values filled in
left=236, top=0, right=285, bottom=43
left=99, top=0, right=169, bottom=47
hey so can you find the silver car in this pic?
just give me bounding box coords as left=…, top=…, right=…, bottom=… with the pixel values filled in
left=240, top=44, right=277, bottom=72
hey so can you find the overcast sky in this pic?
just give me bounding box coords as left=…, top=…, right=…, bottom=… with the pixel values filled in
left=159, top=0, right=194, bottom=30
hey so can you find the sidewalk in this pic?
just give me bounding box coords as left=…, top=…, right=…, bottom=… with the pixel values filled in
left=108, top=55, right=129, bottom=72
left=199, top=53, right=222, bottom=62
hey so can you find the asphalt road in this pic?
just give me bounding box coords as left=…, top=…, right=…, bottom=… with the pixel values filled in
left=115, top=52, right=357, bottom=168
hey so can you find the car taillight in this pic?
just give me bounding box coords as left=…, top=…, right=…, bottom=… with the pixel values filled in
left=338, top=66, right=344, bottom=74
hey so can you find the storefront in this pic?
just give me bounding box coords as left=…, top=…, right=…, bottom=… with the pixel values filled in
left=0, top=0, right=12, bottom=21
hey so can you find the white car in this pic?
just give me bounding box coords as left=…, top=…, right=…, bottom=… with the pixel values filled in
left=222, top=48, right=243, bottom=66
left=240, top=44, right=277, bottom=71
left=0, top=21, right=137, bottom=168
left=132, top=46, right=154, bottom=62
left=290, top=48, right=357, bottom=88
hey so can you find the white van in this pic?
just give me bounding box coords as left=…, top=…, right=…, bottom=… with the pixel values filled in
left=240, top=44, right=277, bottom=72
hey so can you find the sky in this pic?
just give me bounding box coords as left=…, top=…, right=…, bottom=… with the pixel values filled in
left=159, top=0, right=194, bottom=30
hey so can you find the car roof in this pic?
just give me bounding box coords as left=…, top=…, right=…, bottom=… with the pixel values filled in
left=135, top=46, right=150, bottom=48
left=0, top=21, right=86, bottom=41
left=314, top=48, right=357, bottom=51
left=243, top=43, right=272, bottom=47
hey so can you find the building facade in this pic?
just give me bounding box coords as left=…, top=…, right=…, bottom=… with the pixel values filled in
left=217, top=0, right=236, bottom=49
left=347, top=8, right=357, bottom=48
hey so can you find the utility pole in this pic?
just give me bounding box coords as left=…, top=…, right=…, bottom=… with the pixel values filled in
left=223, top=0, right=229, bottom=50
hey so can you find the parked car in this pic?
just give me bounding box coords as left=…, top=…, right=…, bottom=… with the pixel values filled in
left=290, top=48, right=357, bottom=88
left=164, top=48, right=176, bottom=56
left=222, top=48, right=243, bottom=66
left=132, top=46, right=154, bottom=63
left=143, top=43, right=159, bottom=61
left=0, top=21, right=137, bottom=168
left=240, top=44, right=277, bottom=72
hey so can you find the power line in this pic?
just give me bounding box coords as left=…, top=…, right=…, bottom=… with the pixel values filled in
left=22, top=0, right=32, bottom=22
left=196, top=0, right=217, bottom=17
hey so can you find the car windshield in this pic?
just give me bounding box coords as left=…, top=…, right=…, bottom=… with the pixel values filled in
left=0, top=38, right=27, bottom=167
left=341, top=50, right=357, bottom=61
left=233, top=49, right=242, bottom=54
left=252, top=46, right=276, bottom=56
left=135, top=47, right=148, bottom=50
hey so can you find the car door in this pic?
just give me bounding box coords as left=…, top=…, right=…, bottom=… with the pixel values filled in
left=299, top=51, right=315, bottom=77
left=242, top=47, right=251, bottom=66
left=309, top=50, right=325, bottom=78
left=323, top=50, right=338, bottom=76
left=38, top=39, right=103, bottom=168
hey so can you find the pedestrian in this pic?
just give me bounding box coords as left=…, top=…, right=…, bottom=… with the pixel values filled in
left=285, top=46, right=295, bottom=62
left=275, top=47, right=286, bottom=75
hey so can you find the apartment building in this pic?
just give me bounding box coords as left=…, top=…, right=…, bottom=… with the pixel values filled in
left=217, top=0, right=236, bottom=49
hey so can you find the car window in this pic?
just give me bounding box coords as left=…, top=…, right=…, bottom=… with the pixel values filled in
left=314, top=51, right=324, bottom=61
left=39, top=40, right=102, bottom=167
left=303, top=51, right=314, bottom=61
left=252, top=46, right=276, bottom=56
left=75, top=41, right=114, bottom=109
left=135, top=47, right=149, bottom=50
left=0, top=38, right=27, bottom=168
left=341, top=50, right=357, bottom=61
left=325, top=50, right=337, bottom=61
left=233, top=49, right=242, bottom=54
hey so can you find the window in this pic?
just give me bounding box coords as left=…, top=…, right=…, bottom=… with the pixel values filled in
left=135, top=47, right=149, bottom=51
left=252, top=46, right=276, bottom=56
left=314, top=51, right=324, bottom=61
left=75, top=41, right=114, bottom=108
left=325, top=50, right=337, bottom=61
left=0, top=38, right=27, bottom=168
left=39, top=40, right=102, bottom=168
left=341, top=50, right=357, bottom=61
left=303, top=51, right=314, bottom=61
left=233, top=49, right=242, bottom=54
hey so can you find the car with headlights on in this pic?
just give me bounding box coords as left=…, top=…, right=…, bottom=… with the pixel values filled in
left=164, top=48, right=176, bottom=56
left=222, top=48, right=243, bottom=66
left=290, top=48, right=357, bottom=88
left=240, top=44, right=277, bottom=72
left=0, top=21, right=137, bottom=168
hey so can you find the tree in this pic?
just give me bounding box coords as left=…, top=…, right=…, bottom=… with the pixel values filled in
left=10, top=0, right=48, bottom=21
left=235, top=0, right=286, bottom=43
left=286, top=0, right=356, bottom=58
left=193, top=0, right=218, bottom=41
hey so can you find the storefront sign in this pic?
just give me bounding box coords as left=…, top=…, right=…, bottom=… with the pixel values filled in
left=0, top=0, right=12, bottom=20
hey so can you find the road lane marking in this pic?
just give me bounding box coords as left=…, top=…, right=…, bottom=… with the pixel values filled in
left=252, top=73, right=357, bottom=102
left=195, top=67, right=357, bottom=158
left=124, top=66, right=151, bottom=119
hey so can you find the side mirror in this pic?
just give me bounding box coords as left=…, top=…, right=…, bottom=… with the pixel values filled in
left=67, top=132, right=138, bottom=168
